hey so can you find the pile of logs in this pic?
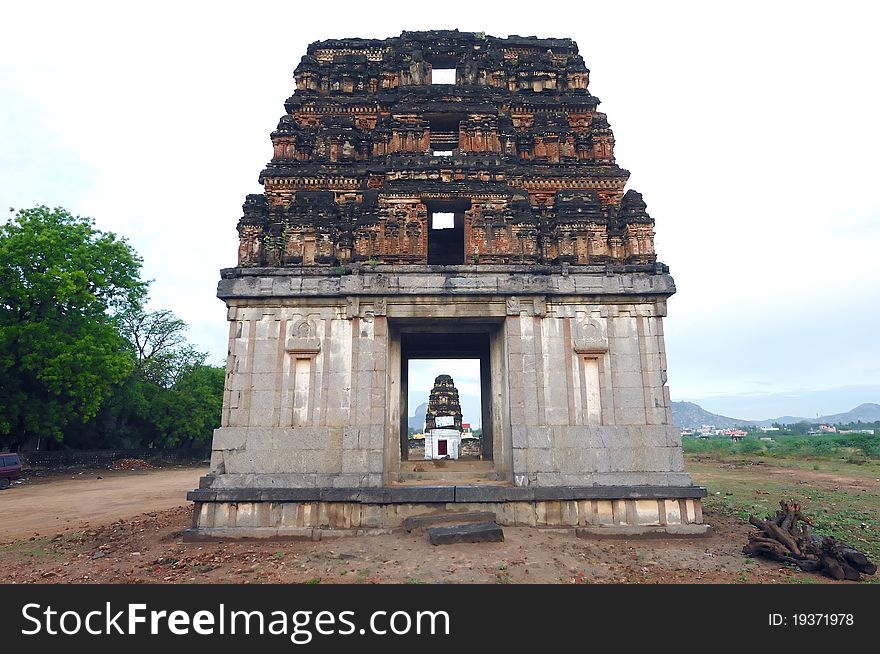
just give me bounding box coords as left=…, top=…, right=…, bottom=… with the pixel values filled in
left=744, top=500, right=877, bottom=581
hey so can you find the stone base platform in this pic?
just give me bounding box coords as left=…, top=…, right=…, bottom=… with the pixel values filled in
left=185, top=484, right=709, bottom=540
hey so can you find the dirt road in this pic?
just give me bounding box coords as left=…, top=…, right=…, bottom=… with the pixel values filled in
left=0, top=466, right=207, bottom=542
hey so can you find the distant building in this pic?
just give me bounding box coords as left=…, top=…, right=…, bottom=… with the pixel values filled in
left=720, top=428, right=747, bottom=442
left=818, top=424, right=837, bottom=433
left=760, top=426, right=780, bottom=432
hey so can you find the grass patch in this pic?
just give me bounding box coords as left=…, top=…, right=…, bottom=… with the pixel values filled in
left=686, top=457, right=880, bottom=561
left=0, top=538, right=69, bottom=563
left=682, top=433, right=880, bottom=459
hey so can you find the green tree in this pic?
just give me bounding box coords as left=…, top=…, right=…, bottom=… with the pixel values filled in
left=68, top=306, right=224, bottom=449
left=120, top=308, right=204, bottom=388
left=0, top=206, right=146, bottom=449
left=151, top=364, right=225, bottom=447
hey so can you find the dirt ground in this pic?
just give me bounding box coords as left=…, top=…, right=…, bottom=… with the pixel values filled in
left=0, top=466, right=206, bottom=542
left=0, top=461, right=873, bottom=584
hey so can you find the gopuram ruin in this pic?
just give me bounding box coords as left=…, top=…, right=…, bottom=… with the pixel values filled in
left=187, top=30, right=708, bottom=538
left=424, top=374, right=463, bottom=433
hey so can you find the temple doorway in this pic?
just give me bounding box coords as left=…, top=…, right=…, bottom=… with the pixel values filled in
left=397, top=328, right=494, bottom=463
left=406, top=360, right=483, bottom=461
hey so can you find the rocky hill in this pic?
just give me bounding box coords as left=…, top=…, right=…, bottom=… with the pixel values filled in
left=671, top=402, right=756, bottom=429
left=671, top=401, right=880, bottom=429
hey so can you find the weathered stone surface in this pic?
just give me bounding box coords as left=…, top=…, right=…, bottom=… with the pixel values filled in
left=403, top=511, right=497, bottom=532
left=427, top=521, right=504, bottom=545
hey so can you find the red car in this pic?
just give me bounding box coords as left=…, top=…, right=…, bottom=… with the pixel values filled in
left=0, top=453, right=22, bottom=489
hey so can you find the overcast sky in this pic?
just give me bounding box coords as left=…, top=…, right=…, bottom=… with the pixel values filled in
left=2, top=1, right=878, bottom=420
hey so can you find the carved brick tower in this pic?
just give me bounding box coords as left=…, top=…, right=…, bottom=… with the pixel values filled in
left=425, top=375, right=463, bottom=432
left=188, top=31, right=708, bottom=538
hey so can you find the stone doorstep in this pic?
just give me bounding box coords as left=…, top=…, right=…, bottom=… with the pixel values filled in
left=402, top=511, right=497, bottom=533
left=427, top=521, right=504, bottom=546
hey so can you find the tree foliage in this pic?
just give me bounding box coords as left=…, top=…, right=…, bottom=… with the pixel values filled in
left=120, top=308, right=205, bottom=388
left=1, top=206, right=225, bottom=452
left=108, top=307, right=224, bottom=448
left=0, top=207, right=147, bottom=448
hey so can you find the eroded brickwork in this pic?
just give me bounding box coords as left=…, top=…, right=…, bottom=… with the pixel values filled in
left=236, top=30, right=657, bottom=269
left=425, top=374, right=463, bottom=431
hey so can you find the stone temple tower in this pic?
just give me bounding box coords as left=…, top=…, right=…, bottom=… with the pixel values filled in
left=425, top=374, right=463, bottom=432
left=187, top=30, right=708, bottom=538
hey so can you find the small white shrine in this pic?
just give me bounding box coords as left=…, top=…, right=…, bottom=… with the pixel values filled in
left=425, top=429, right=461, bottom=459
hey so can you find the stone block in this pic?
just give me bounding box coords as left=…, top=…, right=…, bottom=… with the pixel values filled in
left=526, top=426, right=552, bottom=448
left=512, top=448, right=528, bottom=473
left=390, top=486, right=454, bottom=503
left=366, top=426, right=384, bottom=450
left=428, top=522, right=504, bottom=545
left=634, top=499, right=661, bottom=525
left=610, top=317, right=638, bottom=339
left=663, top=499, right=682, bottom=525
left=554, top=427, right=585, bottom=449
left=511, top=425, right=528, bottom=448
left=614, top=406, right=648, bottom=425
left=455, top=485, right=533, bottom=502
left=360, top=504, right=383, bottom=528
left=514, top=501, right=537, bottom=526
left=235, top=502, right=257, bottom=527
left=610, top=367, right=643, bottom=389
left=613, top=387, right=647, bottom=409
left=403, top=511, right=496, bottom=532
left=577, top=499, right=594, bottom=526
left=325, top=407, right=350, bottom=429
left=213, top=503, right=231, bottom=528
left=554, top=448, right=597, bottom=473
left=342, top=427, right=360, bottom=450
left=561, top=500, right=579, bottom=526
left=495, top=502, right=517, bottom=526
left=341, top=450, right=369, bottom=473
left=543, top=405, right=570, bottom=426
left=212, top=427, right=247, bottom=450
left=594, top=500, right=614, bottom=525
left=535, top=472, right=566, bottom=486
left=526, top=448, right=554, bottom=473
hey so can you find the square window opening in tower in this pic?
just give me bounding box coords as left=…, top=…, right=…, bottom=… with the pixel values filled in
left=427, top=209, right=464, bottom=264
left=431, top=68, right=456, bottom=84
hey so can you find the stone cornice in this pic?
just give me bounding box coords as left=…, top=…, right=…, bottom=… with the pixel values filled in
left=217, top=265, right=675, bottom=301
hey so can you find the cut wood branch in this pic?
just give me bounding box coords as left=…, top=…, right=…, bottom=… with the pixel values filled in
left=742, top=499, right=876, bottom=581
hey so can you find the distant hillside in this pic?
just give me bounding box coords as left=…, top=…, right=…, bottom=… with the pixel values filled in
left=671, top=402, right=756, bottom=429
left=408, top=402, right=429, bottom=431
left=818, top=403, right=880, bottom=424
left=672, top=401, right=880, bottom=430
